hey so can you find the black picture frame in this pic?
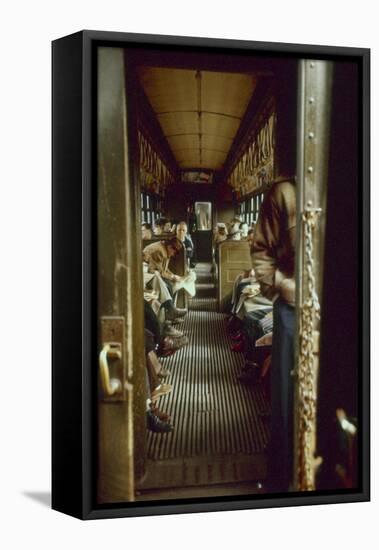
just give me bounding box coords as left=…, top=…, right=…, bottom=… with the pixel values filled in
left=52, top=30, right=370, bottom=520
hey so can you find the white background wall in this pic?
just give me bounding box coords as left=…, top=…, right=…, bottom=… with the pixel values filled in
left=0, top=1, right=376, bottom=548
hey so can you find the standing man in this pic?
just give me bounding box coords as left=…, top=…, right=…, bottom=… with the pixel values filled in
left=252, top=176, right=296, bottom=492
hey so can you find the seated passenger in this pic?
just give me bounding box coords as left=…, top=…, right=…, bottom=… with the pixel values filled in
left=214, top=223, right=228, bottom=245
left=163, top=220, right=172, bottom=233
left=153, top=218, right=167, bottom=236
left=213, top=223, right=228, bottom=265
left=144, top=329, right=173, bottom=433
left=240, top=222, right=249, bottom=239
left=176, top=221, right=195, bottom=267
left=144, top=299, right=188, bottom=357
left=143, top=237, right=188, bottom=320
left=230, top=269, right=257, bottom=314
left=227, top=266, right=273, bottom=383
left=142, top=222, right=153, bottom=240
left=247, top=228, right=255, bottom=245
left=227, top=221, right=242, bottom=241
left=238, top=309, right=273, bottom=384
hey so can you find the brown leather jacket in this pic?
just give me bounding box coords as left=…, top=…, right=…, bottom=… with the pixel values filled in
left=251, top=179, right=296, bottom=303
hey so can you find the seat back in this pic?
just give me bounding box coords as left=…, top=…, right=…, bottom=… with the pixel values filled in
left=218, top=240, right=252, bottom=312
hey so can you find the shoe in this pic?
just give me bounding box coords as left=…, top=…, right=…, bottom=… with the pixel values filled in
left=158, top=336, right=176, bottom=356
left=150, top=403, right=171, bottom=422
left=231, top=340, right=245, bottom=353
left=241, top=359, right=260, bottom=372
left=226, top=315, right=241, bottom=334
left=171, top=317, right=185, bottom=325
left=151, top=383, right=172, bottom=401
left=171, top=335, right=189, bottom=348
left=164, top=324, right=184, bottom=338
left=146, top=410, right=173, bottom=433
left=159, top=336, right=188, bottom=354
left=165, top=306, right=188, bottom=320
left=158, top=366, right=171, bottom=379
left=238, top=363, right=261, bottom=385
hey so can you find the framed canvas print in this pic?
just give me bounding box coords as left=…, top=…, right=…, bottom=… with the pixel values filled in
left=52, top=30, right=370, bottom=519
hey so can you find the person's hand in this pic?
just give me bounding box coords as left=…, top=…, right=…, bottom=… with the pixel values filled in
left=172, top=274, right=181, bottom=282
left=279, top=277, right=295, bottom=305
left=243, top=269, right=255, bottom=278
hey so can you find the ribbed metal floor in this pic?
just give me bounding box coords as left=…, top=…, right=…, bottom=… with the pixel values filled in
left=147, top=263, right=269, bottom=463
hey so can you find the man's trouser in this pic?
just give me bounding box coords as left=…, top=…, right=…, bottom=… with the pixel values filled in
left=268, top=297, right=295, bottom=492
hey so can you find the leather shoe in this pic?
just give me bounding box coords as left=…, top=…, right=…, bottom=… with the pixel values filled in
left=158, top=366, right=171, bottom=379
left=170, top=317, right=185, bottom=325
left=238, top=363, right=261, bottom=385
left=164, top=324, right=184, bottom=338
left=151, top=403, right=171, bottom=422
left=146, top=410, right=173, bottom=433
left=159, top=336, right=188, bottom=355
left=151, top=383, right=172, bottom=401
left=231, top=340, right=245, bottom=353
left=165, top=306, right=188, bottom=320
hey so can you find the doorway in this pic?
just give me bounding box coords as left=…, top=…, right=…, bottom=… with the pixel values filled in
left=97, top=46, right=337, bottom=503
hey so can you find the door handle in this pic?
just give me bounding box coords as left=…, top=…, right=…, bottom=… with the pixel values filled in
left=99, top=343, right=122, bottom=396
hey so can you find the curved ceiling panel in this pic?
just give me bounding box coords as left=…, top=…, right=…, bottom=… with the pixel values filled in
left=139, top=67, right=198, bottom=112
left=201, top=112, right=241, bottom=139
left=138, top=67, right=257, bottom=172
left=157, top=112, right=199, bottom=137
left=201, top=72, right=256, bottom=118
left=202, top=134, right=232, bottom=154
left=167, top=134, right=200, bottom=152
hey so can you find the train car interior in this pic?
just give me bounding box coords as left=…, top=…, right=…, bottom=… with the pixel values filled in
left=97, top=46, right=359, bottom=504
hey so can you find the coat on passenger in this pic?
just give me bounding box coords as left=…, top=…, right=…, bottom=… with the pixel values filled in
left=252, top=178, right=296, bottom=303
left=143, top=241, right=176, bottom=281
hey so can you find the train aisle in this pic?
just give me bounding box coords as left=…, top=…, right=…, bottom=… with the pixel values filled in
left=138, top=263, right=269, bottom=498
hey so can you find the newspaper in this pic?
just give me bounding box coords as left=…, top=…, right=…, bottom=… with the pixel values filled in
left=172, top=270, right=197, bottom=297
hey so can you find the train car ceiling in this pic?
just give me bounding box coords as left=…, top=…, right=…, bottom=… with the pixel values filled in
left=138, top=67, right=258, bottom=171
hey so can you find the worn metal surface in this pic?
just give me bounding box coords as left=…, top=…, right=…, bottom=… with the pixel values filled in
left=294, top=59, right=333, bottom=490
left=97, top=47, right=146, bottom=503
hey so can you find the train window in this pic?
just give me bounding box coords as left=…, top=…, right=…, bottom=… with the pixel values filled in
left=141, top=191, right=159, bottom=227
left=238, top=197, right=256, bottom=224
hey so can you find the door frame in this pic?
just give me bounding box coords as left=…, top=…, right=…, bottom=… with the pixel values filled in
left=56, top=31, right=369, bottom=519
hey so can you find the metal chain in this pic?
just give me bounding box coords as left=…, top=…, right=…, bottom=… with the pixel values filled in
left=298, top=207, right=321, bottom=490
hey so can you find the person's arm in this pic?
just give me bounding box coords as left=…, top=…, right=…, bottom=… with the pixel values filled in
left=184, top=236, right=194, bottom=258
left=252, top=192, right=280, bottom=299
left=149, top=250, right=179, bottom=281
left=252, top=182, right=295, bottom=303
left=147, top=249, right=165, bottom=274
